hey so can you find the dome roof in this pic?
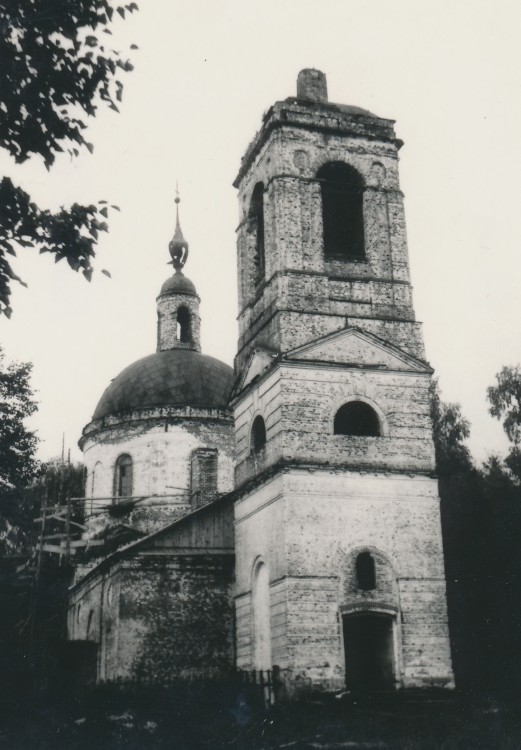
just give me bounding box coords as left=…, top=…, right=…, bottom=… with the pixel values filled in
left=159, top=271, right=197, bottom=296
left=92, top=349, right=234, bottom=420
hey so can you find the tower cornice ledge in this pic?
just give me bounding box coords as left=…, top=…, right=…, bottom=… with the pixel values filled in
left=234, top=98, right=400, bottom=188
left=232, top=459, right=438, bottom=502
left=79, top=405, right=233, bottom=449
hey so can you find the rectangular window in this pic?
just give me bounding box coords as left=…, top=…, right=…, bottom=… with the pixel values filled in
left=190, top=448, right=218, bottom=509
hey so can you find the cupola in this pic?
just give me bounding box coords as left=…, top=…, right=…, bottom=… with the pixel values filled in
left=157, top=193, right=201, bottom=352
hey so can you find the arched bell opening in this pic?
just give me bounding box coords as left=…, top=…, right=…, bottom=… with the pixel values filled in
left=176, top=305, right=192, bottom=344
left=334, top=400, right=381, bottom=437
left=249, top=182, right=265, bottom=282
left=317, top=161, right=365, bottom=261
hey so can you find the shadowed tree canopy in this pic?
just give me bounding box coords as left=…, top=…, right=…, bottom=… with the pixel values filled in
left=36, top=458, right=85, bottom=507
left=429, top=378, right=473, bottom=476
left=488, top=365, right=521, bottom=481
left=0, top=347, right=40, bottom=552
left=0, top=347, right=39, bottom=491
left=0, top=0, right=138, bottom=316
left=428, top=380, right=521, bottom=693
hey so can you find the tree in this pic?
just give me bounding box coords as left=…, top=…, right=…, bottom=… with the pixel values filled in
left=0, top=347, right=40, bottom=553
left=0, top=349, right=39, bottom=491
left=429, top=378, right=473, bottom=476
left=38, top=458, right=85, bottom=508
left=0, top=0, right=138, bottom=316
left=487, top=365, right=521, bottom=481
left=429, top=377, right=521, bottom=694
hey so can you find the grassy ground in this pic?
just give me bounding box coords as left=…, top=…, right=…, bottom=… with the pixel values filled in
left=0, top=687, right=519, bottom=749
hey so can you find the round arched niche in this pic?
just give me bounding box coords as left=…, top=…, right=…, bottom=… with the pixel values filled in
left=251, top=558, right=272, bottom=670
left=250, top=414, right=267, bottom=453
left=340, top=547, right=400, bottom=614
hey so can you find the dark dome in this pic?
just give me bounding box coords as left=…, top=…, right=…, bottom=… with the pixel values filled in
left=159, top=271, right=197, bottom=296
left=92, top=349, right=234, bottom=420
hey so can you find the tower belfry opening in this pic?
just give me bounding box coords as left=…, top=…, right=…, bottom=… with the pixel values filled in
left=177, top=305, right=191, bottom=343
left=249, top=182, right=265, bottom=281
left=334, top=402, right=381, bottom=437
left=318, top=161, right=365, bottom=261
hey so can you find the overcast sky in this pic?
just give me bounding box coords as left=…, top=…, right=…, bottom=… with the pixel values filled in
left=1, top=0, right=520, bottom=463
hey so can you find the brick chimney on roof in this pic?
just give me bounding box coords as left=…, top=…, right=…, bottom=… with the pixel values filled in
left=296, top=68, right=328, bottom=103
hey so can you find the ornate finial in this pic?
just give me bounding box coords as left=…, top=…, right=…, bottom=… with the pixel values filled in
left=168, top=187, right=189, bottom=271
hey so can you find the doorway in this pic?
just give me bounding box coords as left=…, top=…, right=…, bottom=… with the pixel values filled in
left=343, top=612, right=395, bottom=690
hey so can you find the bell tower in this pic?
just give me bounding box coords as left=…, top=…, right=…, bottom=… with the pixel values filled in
left=234, top=68, right=424, bottom=372
left=232, top=70, right=454, bottom=693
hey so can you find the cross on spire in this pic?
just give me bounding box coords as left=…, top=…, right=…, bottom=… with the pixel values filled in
left=168, top=186, right=189, bottom=271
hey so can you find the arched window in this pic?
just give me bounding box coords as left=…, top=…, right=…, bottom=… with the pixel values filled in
left=86, top=610, right=95, bottom=639
left=252, top=561, right=271, bottom=670
left=91, top=460, right=102, bottom=497
left=356, top=552, right=376, bottom=591
left=317, top=162, right=365, bottom=261
left=251, top=415, right=266, bottom=453
left=114, top=454, right=133, bottom=499
left=249, top=182, right=265, bottom=281
left=334, top=401, right=381, bottom=437
left=191, top=448, right=218, bottom=509
left=177, top=306, right=191, bottom=343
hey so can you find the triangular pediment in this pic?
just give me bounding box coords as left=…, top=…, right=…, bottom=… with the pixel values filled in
left=286, top=327, right=431, bottom=373
left=237, top=347, right=278, bottom=392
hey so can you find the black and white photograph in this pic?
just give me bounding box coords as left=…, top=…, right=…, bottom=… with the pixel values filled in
left=0, top=1, right=520, bottom=747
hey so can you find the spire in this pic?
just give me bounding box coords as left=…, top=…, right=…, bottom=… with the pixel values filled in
left=168, top=186, right=189, bottom=271
left=158, top=187, right=201, bottom=352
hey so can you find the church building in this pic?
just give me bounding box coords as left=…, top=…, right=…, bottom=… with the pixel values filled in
left=67, top=69, right=455, bottom=693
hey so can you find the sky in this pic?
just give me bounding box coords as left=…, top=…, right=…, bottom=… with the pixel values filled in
left=1, top=0, right=520, bottom=464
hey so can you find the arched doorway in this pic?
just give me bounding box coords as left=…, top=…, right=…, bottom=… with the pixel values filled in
left=343, top=612, right=396, bottom=690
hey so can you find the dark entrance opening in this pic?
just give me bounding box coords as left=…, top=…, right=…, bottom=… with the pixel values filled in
left=343, top=613, right=395, bottom=691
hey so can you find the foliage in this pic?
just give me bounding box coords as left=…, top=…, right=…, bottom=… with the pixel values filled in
left=427, top=380, right=521, bottom=692
left=488, top=365, right=521, bottom=481
left=0, top=0, right=138, bottom=316
left=429, top=378, right=473, bottom=476
left=0, top=347, right=41, bottom=552
left=0, top=348, right=39, bottom=491
left=488, top=365, right=521, bottom=444
left=37, top=458, right=85, bottom=508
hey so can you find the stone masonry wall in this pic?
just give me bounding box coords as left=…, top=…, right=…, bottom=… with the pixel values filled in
left=117, top=554, right=235, bottom=682
left=234, top=363, right=436, bottom=487
left=69, top=553, right=235, bottom=683
left=82, top=411, right=234, bottom=537
left=68, top=566, right=122, bottom=681
left=234, top=469, right=454, bottom=690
